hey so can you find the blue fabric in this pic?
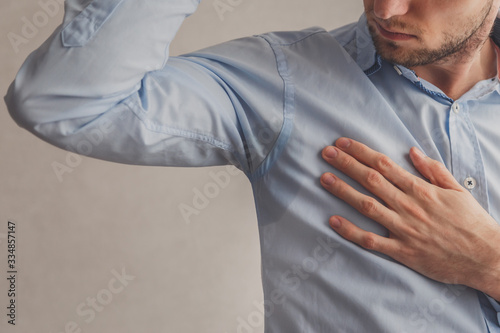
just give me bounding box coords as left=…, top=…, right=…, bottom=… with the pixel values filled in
left=61, top=0, right=125, bottom=47
left=5, top=1, right=500, bottom=331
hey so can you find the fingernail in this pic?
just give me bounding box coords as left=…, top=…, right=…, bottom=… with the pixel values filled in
left=413, top=147, right=425, bottom=158
left=324, top=146, right=338, bottom=158
left=337, top=138, right=351, bottom=149
left=322, top=173, right=336, bottom=185
left=330, top=217, right=342, bottom=228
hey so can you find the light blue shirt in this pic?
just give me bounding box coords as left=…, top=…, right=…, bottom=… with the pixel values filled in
left=5, top=1, right=500, bottom=331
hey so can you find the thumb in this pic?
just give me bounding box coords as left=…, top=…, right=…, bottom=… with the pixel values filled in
left=409, top=147, right=463, bottom=190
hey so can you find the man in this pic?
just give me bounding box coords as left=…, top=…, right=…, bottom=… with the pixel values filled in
left=5, top=0, right=500, bottom=331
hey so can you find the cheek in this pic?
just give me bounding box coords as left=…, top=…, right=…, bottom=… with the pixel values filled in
left=415, top=13, right=460, bottom=46
left=417, top=25, right=453, bottom=50
left=363, top=0, right=373, bottom=12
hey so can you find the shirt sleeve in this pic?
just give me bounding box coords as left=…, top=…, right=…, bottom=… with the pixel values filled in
left=487, top=295, right=500, bottom=326
left=4, top=0, right=285, bottom=176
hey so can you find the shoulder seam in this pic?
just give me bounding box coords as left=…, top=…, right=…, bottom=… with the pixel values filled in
left=255, top=28, right=328, bottom=47
left=249, top=34, right=296, bottom=182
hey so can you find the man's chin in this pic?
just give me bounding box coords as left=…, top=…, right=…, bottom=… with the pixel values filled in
left=373, top=38, right=409, bottom=65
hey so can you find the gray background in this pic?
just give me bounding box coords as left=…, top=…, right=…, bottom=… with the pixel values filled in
left=0, top=1, right=364, bottom=332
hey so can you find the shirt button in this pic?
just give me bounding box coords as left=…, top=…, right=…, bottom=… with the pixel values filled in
left=464, top=177, right=477, bottom=190
left=452, top=103, right=460, bottom=114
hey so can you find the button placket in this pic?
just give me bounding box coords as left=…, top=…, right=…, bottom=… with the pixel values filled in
left=448, top=101, right=489, bottom=210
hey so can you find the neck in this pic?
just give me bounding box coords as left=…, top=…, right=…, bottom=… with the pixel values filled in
left=411, top=38, right=498, bottom=101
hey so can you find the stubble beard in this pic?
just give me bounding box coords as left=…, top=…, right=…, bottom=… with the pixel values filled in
left=367, top=1, right=495, bottom=68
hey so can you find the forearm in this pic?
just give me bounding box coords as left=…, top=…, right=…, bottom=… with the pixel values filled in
left=481, top=276, right=500, bottom=302
left=5, top=0, right=201, bottom=130
left=469, top=238, right=500, bottom=302
left=4, top=0, right=285, bottom=171
left=477, top=260, right=500, bottom=330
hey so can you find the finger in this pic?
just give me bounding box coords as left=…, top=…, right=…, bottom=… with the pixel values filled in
left=322, top=145, right=402, bottom=207
left=409, top=147, right=463, bottom=191
left=329, top=215, right=398, bottom=255
left=321, top=172, right=399, bottom=230
left=333, top=138, right=416, bottom=193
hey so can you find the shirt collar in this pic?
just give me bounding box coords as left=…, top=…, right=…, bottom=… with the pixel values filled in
left=355, top=13, right=500, bottom=76
left=492, top=11, right=500, bottom=48
left=353, top=14, right=379, bottom=74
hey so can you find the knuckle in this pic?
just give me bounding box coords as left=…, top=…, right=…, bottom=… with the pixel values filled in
left=431, top=160, right=448, bottom=174
left=361, top=233, right=377, bottom=250
left=339, top=155, right=354, bottom=170
left=410, top=180, right=435, bottom=202
left=375, top=155, right=393, bottom=172
left=355, top=144, right=368, bottom=155
left=408, top=177, right=419, bottom=190
left=400, top=246, right=418, bottom=263
left=341, top=225, right=354, bottom=239
left=430, top=159, right=444, bottom=169
left=402, top=201, right=427, bottom=220
left=359, top=197, right=378, bottom=216
left=335, top=182, right=349, bottom=197
left=416, top=187, right=435, bottom=202
left=388, top=244, right=412, bottom=264
left=365, top=170, right=383, bottom=188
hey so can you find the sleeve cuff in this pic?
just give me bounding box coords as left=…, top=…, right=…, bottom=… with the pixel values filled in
left=487, top=294, right=500, bottom=325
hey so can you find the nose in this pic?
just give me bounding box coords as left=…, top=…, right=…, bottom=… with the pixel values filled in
left=373, top=0, right=410, bottom=19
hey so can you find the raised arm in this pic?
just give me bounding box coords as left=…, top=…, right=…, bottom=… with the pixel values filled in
left=5, top=0, right=285, bottom=174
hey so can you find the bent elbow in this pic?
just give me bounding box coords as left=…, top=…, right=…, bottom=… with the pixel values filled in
left=4, top=76, right=113, bottom=142
left=5, top=79, right=37, bottom=132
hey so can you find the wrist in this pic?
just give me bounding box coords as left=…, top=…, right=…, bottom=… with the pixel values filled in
left=477, top=270, right=500, bottom=301
left=481, top=261, right=500, bottom=301
left=462, top=222, right=500, bottom=303
left=468, top=232, right=500, bottom=301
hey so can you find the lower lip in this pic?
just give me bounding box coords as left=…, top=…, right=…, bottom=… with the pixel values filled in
left=375, top=22, right=415, bottom=41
